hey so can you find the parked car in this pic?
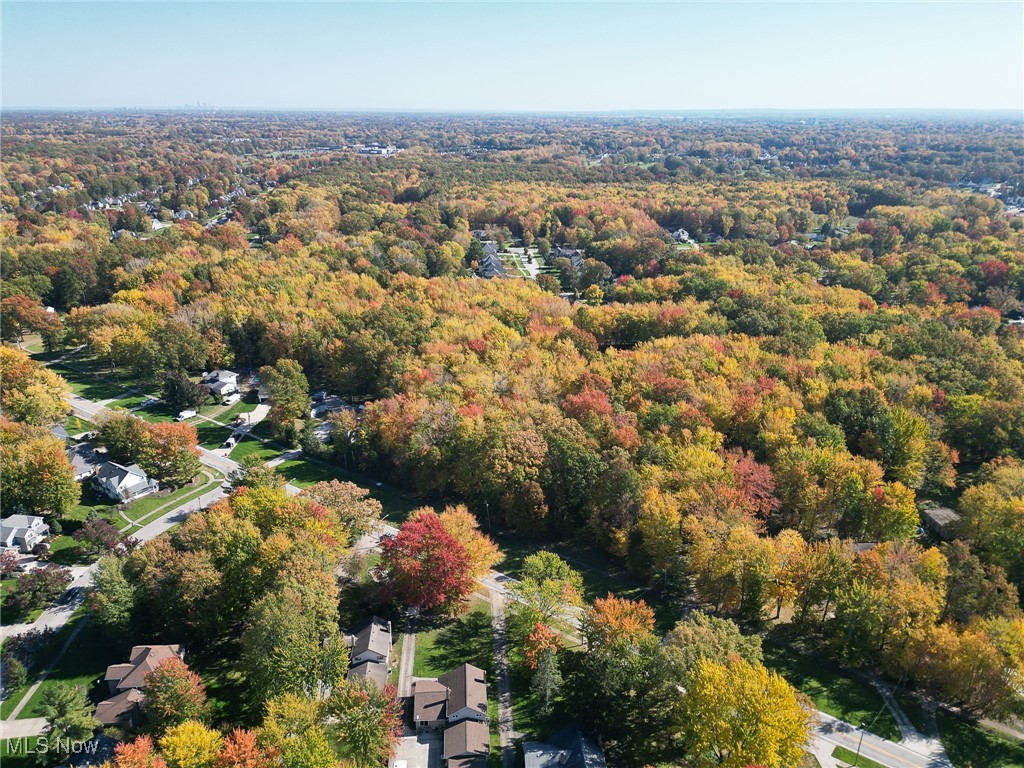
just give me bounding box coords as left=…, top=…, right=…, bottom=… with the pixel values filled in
left=222, top=393, right=241, bottom=406
left=221, top=435, right=238, bottom=449
left=175, top=409, right=197, bottom=421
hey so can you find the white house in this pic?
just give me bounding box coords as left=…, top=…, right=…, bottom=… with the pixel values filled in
left=0, top=515, right=50, bottom=553
left=68, top=443, right=103, bottom=482
left=94, top=462, right=159, bottom=502
left=348, top=616, right=392, bottom=666
left=202, top=370, right=239, bottom=398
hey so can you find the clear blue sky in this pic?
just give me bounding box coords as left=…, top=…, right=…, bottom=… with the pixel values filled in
left=3, top=2, right=1022, bottom=111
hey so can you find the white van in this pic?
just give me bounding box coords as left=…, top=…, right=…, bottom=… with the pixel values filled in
left=175, top=409, right=198, bottom=421
left=222, top=393, right=241, bottom=406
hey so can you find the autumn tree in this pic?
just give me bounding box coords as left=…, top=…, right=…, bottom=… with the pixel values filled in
left=326, top=680, right=402, bottom=766
left=508, top=552, right=584, bottom=639
left=241, top=565, right=348, bottom=707
left=163, top=371, right=211, bottom=414
left=436, top=505, right=502, bottom=577
left=159, top=721, right=223, bottom=768
left=257, top=359, right=310, bottom=441
left=216, top=729, right=276, bottom=768
left=680, top=658, right=812, bottom=768
left=663, top=611, right=763, bottom=673
left=379, top=511, right=475, bottom=615
left=583, top=594, right=656, bottom=650
left=142, top=422, right=202, bottom=486
left=299, top=481, right=382, bottom=539
left=107, top=735, right=169, bottom=768
left=96, top=411, right=153, bottom=466
left=0, top=345, right=70, bottom=426
left=142, top=657, right=210, bottom=733
left=0, top=420, right=80, bottom=518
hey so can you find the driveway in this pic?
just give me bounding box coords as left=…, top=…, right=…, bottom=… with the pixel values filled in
left=392, top=731, right=441, bottom=768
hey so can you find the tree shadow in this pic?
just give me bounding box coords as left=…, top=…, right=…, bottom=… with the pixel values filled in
left=426, top=610, right=494, bottom=676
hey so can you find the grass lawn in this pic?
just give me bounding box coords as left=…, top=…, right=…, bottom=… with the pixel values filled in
left=761, top=643, right=900, bottom=741
left=135, top=400, right=184, bottom=424
left=194, top=420, right=235, bottom=449
left=107, top=393, right=152, bottom=411
left=413, top=599, right=493, bottom=679
left=67, top=484, right=120, bottom=525
left=230, top=437, right=282, bottom=463
left=832, top=745, right=887, bottom=768
left=0, top=579, right=45, bottom=626
left=47, top=534, right=93, bottom=567
left=0, top=737, right=43, bottom=768
left=19, top=617, right=116, bottom=719
left=481, top=528, right=665, bottom=625
left=891, top=688, right=931, bottom=734
left=189, top=638, right=255, bottom=728
left=50, top=364, right=127, bottom=401
left=63, top=413, right=93, bottom=436
left=937, top=710, right=1024, bottom=768
left=210, top=395, right=258, bottom=425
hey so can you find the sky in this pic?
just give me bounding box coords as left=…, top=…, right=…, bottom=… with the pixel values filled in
left=2, top=1, right=1023, bottom=112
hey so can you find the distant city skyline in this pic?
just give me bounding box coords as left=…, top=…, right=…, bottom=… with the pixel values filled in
left=3, top=2, right=1023, bottom=112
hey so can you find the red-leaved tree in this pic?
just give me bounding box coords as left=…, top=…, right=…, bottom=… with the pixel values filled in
left=379, top=511, right=474, bottom=615
left=142, top=656, right=210, bottom=733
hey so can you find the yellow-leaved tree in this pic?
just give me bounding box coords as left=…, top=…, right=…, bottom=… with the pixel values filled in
left=683, top=657, right=813, bottom=768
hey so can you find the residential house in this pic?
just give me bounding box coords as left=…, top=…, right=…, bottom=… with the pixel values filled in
left=49, top=425, right=70, bottom=442
left=0, top=515, right=50, bottom=553
left=347, top=660, right=389, bottom=689
left=68, top=443, right=103, bottom=482
left=477, top=254, right=506, bottom=279
left=202, top=369, right=239, bottom=398
left=349, top=616, right=392, bottom=665
left=95, top=689, right=146, bottom=728
left=920, top=504, right=961, bottom=541
left=98, top=645, right=183, bottom=729
left=523, top=723, right=608, bottom=768
left=412, top=679, right=449, bottom=730
left=414, top=663, right=489, bottom=732
left=438, top=663, right=488, bottom=724
left=345, top=616, right=392, bottom=689
left=552, top=245, right=585, bottom=268
left=103, top=644, right=183, bottom=695
left=94, top=462, right=159, bottom=502
left=481, top=241, right=500, bottom=259
left=443, top=720, right=489, bottom=766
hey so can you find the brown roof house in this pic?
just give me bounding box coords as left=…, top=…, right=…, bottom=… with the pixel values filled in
left=413, top=663, right=488, bottom=734
left=443, top=720, right=489, bottom=766
left=97, top=644, right=184, bottom=728
left=412, top=679, right=450, bottom=730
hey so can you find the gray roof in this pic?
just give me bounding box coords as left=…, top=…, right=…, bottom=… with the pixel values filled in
left=1, top=514, right=46, bottom=531
left=351, top=616, right=391, bottom=659
left=347, top=661, right=388, bottom=689
left=68, top=444, right=102, bottom=476
left=921, top=505, right=960, bottom=527
left=523, top=724, right=607, bottom=768
left=96, top=461, right=147, bottom=484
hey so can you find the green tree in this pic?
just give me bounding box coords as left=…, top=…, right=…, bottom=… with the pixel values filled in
left=531, top=647, right=562, bottom=715
left=162, top=371, right=210, bottom=413
left=257, top=359, right=310, bottom=440
left=39, top=684, right=100, bottom=742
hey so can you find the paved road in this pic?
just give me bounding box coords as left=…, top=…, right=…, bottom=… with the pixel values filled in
left=814, top=712, right=953, bottom=768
